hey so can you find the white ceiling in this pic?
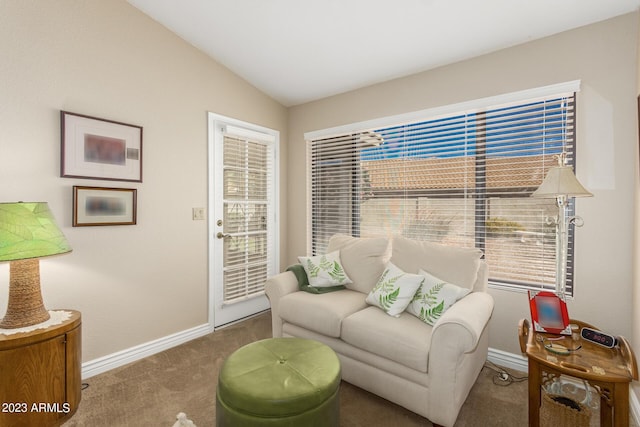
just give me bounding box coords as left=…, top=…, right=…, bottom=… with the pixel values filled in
left=128, top=0, right=640, bottom=106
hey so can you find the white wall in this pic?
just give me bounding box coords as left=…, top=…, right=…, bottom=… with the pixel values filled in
left=0, top=0, right=288, bottom=362
left=288, top=13, right=639, bottom=356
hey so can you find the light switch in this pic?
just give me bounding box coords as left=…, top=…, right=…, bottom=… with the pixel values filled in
left=192, top=207, right=205, bottom=220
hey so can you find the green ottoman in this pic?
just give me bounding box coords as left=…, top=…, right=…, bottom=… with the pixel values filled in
left=216, top=338, right=341, bottom=427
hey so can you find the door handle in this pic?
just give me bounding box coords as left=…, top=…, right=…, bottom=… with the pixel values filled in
left=217, top=232, right=231, bottom=239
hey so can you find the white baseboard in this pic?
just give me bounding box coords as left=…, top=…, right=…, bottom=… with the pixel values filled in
left=488, top=347, right=639, bottom=425
left=81, top=323, right=213, bottom=379
left=81, top=310, right=269, bottom=379
left=487, top=347, right=528, bottom=372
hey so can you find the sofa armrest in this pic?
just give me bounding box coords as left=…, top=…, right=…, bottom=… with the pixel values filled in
left=427, top=291, right=494, bottom=426
left=431, top=291, right=494, bottom=353
left=264, top=271, right=300, bottom=337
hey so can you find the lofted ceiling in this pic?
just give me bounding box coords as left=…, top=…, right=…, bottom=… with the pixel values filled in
left=128, top=0, right=640, bottom=106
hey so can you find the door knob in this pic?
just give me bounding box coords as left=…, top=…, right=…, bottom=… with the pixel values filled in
left=217, top=232, right=231, bottom=239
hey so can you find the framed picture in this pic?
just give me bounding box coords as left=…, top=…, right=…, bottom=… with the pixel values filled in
left=73, top=186, right=137, bottom=226
left=528, top=290, right=571, bottom=335
left=61, top=111, right=143, bottom=182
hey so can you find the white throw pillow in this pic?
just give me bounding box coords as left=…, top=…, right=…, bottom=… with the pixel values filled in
left=298, top=250, right=353, bottom=287
left=365, top=262, right=425, bottom=317
left=406, top=269, right=471, bottom=325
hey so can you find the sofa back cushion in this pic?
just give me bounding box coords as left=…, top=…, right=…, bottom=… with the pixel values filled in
left=390, top=236, right=483, bottom=291
left=327, top=234, right=390, bottom=294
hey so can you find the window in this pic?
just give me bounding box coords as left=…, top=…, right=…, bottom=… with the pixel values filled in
left=308, top=86, right=579, bottom=294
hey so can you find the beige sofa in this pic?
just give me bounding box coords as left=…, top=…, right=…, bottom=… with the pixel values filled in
left=265, top=235, right=494, bottom=427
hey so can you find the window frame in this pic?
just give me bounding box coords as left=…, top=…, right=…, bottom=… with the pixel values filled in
left=305, top=81, right=581, bottom=295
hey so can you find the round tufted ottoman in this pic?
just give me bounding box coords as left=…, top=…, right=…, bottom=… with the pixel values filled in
left=216, top=337, right=341, bottom=427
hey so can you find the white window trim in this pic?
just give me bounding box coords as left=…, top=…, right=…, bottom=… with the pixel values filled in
left=305, top=80, right=581, bottom=141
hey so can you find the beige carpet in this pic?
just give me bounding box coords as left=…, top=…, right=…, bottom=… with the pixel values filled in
left=63, top=311, right=602, bottom=426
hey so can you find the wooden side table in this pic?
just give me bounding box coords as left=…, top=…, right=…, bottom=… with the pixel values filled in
left=0, top=310, right=81, bottom=427
left=519, top=318, right=637, bottom=427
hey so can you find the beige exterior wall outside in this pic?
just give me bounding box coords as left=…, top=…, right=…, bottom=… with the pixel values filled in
left=288, top=13, right=639, bottom=358
left=0, top=0, right=288, bottom=362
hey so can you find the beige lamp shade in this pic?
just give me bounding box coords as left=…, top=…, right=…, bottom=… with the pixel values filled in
left=531, top=166, right=593, bottom=199
left=0, top=202, right=71, bottom=328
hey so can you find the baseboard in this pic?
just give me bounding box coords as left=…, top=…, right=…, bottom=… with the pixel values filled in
left=81, top=322, right=213, bottom=379
left=488, top=347, right=640, bottom=425
left=487, top=347, right=528, bottom=373
left=81, top=310, right=270, bottom=379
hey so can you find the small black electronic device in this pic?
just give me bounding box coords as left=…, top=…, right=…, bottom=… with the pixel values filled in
left=580, top=327, right=617, bottom=348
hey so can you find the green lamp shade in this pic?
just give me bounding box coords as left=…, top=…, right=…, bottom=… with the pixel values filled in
left=0, top=202, right=72, bottom=262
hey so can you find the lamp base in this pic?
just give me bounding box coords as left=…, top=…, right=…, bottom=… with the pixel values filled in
left=0, top=259, right=50, bottom=329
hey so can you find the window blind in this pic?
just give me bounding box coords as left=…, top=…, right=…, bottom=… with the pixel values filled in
left=309, top=93, right=577, bottom=294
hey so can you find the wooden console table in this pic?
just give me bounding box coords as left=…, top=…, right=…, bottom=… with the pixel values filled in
left=0, top=310, right=81, bottom=427
left=519, top=318, right=637, bottom=427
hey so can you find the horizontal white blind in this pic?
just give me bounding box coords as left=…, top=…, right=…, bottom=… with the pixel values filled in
left=309, top=93, right=577, bottom=294
left=223, top=133, right=273, bottom=303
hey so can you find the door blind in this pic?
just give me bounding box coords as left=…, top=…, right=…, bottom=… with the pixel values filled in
left=222, top=132, right=274, bottom=303
left=309, top=93, right=577, bottom=294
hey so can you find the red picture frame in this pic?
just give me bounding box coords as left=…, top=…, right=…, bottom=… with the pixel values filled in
left=528, top=290, right=571, bottom=335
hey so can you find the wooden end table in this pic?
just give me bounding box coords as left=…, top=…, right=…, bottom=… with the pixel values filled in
left=0, top=310, right=82, bottom=427
left=518, top=318, right=637, bottom=427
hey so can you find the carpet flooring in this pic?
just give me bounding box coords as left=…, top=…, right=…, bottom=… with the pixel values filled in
left=62, top=311, right=610, bottom=426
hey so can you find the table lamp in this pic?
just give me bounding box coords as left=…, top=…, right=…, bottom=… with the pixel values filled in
left=531, top=153, right=592, bottom=296
left=0, top=202, right=72, bottom=328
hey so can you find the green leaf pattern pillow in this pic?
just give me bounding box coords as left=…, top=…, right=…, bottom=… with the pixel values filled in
left=406, top=269, right=471, bottom=325
left=365, top=262, right=424, bottom=317
left=298, top=250, right=353, bottom=287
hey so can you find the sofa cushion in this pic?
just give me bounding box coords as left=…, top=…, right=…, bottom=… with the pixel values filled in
left=279, top=289, right=367, bottom=338
left=341, top=306, right=432, bottom=372
left=390, top=236, right=482, bottom=290
left=327, top=234, right=390, bottom=294
left=365, top=262, right=424, bottom=317
left=406, top=269, right=471, bottom=325
left=298, top=250, right=353, bottom=287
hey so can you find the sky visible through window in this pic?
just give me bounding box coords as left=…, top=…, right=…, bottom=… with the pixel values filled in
left=361, top=98, right=568, bottom=161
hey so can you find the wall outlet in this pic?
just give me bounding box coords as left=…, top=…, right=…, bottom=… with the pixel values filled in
left=192, top=207, right=205, bottom=220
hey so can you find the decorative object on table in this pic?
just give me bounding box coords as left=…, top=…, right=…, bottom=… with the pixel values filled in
left=0, top=310, right=72, bottom=336
left=580, top=326, right=617, bottom=348
left=540, top=393, right=590, bottom=427
left=528, top=290, right=570, bottom=335
left=61, top=111, right=143, bottom=182
left=0, top=202, right=72, bottom=328
left=531, top=152, right=592, bottom=297
left=73, top=186, right=137, bottom=226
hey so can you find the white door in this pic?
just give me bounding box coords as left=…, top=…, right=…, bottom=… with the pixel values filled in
left=208, top=113, right=278, bottom=328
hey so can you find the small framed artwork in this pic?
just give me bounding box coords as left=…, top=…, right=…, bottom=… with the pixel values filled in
left=528, top=290, right=571, bottom=335
left=61, top=111, right=143, bottom=182
left=73, top=186, right=137, bottom=227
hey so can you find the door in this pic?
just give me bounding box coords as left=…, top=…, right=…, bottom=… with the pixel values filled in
left=209, top=114, right=278, bottom=327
